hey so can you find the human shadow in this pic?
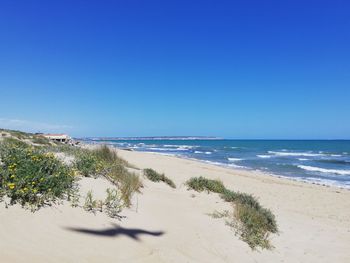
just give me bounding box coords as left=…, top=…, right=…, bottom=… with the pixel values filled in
left=64, top=223, right=164, bottom=241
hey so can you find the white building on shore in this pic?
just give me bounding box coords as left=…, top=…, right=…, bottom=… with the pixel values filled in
left=43, top=134, right=72, bottom=143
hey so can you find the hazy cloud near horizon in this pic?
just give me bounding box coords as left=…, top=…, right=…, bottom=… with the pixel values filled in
left=0, top=118, right=72, bottom=133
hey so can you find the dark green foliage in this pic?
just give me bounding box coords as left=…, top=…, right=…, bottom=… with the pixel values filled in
left=74, top=152, right=103, bottom=177
left=0, top=142, right=74, bottom=210
left=143, top=168, right=176, bottom=188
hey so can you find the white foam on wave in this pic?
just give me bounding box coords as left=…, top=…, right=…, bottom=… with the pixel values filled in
left=228, top=157, right=242, bottom=162
left=298, top=158, right=308, bottom=161
left=194, top=151, right=212, bottom=154
left=257, top=155, right=271, bottom=159
left=268, top=151, right=324, bottom=157
left=297, top=165, right=350, bottom=175
left=202, top=160, right=246, bottom=169
left=163, top=144, right=196, bottom=149
left=227, top=163, right=246, bottom=169
left=148, top=147, right=175, bottom=151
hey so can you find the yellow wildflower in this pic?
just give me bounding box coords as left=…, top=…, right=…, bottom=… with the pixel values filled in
left=7, top=183, right=15, bottom=189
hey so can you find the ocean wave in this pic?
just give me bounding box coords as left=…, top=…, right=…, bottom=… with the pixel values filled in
left=228, top=157, right=242, bottom=162
left=290, top=177, right=350, bottom=189
left=298, top=158, right=309, bottom=161
left=317, top=159, right=350, bottom=165
left=227, top=163, right=246, bottom=169
left=163, top=144, right=196, bottom=149
left=148, top=147, right=170, bottom=151
left=268, top=151, right=324, bottom=157
left=194, top=151, right=212, bottom=154
left=257, top=155, right=271, bottom=159
left=297, top=165, right=350, bottom=175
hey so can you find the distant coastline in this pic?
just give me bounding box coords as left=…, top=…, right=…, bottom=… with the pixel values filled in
left=81, top=136, right=223, bottom=141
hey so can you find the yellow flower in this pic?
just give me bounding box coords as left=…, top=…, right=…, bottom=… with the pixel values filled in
left=33, top=189, right=38, bottom=194
left=10, top=175, right=15, bottom=179
left=7, top=183, right=15, bottom=189
left=32, top=181, right=36, bottom=185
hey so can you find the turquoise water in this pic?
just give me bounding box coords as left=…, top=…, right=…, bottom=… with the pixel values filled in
left=86, top=139, right=350, bottom=189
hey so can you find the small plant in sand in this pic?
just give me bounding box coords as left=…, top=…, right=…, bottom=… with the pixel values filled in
left=143, top=168, right=176, bottom=188
left=104, top=188, right=124, bottom=218
left=185, top=176, right=278, bottom=250
left=67, top=184, right=80, bottom=207
left=83, top=190, right=98, bottom=212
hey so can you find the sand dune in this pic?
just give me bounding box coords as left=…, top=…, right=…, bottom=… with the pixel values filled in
left=1, top=149, right=349, bottom=262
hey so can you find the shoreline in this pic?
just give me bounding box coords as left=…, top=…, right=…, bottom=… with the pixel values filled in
left=122, top=148, right=350, bottom=191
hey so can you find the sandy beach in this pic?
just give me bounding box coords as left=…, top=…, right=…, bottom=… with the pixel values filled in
left=1, top=149, right=350, bottom=263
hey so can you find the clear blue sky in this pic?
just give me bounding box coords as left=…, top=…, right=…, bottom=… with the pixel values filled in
left=0, top=0, right=349, bottom=139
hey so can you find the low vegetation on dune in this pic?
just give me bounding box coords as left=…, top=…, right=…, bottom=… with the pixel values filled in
left=0, top=130, right=142, bottom=217
left=186, top=176, right=278, bottom=250
left=143, top=168, right=176, bottom=188
left=0, top=139, right=74, bottom=210
left=186, top=176, right=226, bottom=193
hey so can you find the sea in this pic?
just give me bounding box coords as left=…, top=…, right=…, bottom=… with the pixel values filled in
left=83, top=139, right=350, bottom=189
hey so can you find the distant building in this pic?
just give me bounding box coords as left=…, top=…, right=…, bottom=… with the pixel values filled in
left=43, top=134, right=71, bottom=143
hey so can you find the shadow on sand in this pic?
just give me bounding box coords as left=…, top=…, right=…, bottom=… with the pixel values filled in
left=64, top=223, right=164, bottom=241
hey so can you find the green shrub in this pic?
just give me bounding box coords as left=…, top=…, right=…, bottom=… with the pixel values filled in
left=74, top=152, right=103, bottom=177
left=143, top=168, right=176, bottom=188
left=185, top=176, right=225, bottom=193
left=232, top=203, right=275, bottom=249
left=0, top=143, right=74, bottom=210
left=185, top=176, right=278, bottom=249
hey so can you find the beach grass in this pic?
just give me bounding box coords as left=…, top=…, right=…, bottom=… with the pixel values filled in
left=186, top=176, right=278, bottom=249
left=143, top=168, right=176, bottom=188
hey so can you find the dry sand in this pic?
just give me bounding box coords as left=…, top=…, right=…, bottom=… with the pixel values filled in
left=1, top=149, right=350, bottom=262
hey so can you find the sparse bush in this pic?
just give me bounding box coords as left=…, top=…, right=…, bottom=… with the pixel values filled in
left=231, top=203, right=275, bottom=249
left=143, top=168, right=176, bottom=188
left=185, top=176, right=225, bottom=193
left=83, top=190, right=97, bottom=212
left=104, top=188, right=123, bottom=218
left=186, top=176, right=278, bottom=250
left=0, top=142, right=74, bottom=210
left=107, top=165, right=142, bottom=207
